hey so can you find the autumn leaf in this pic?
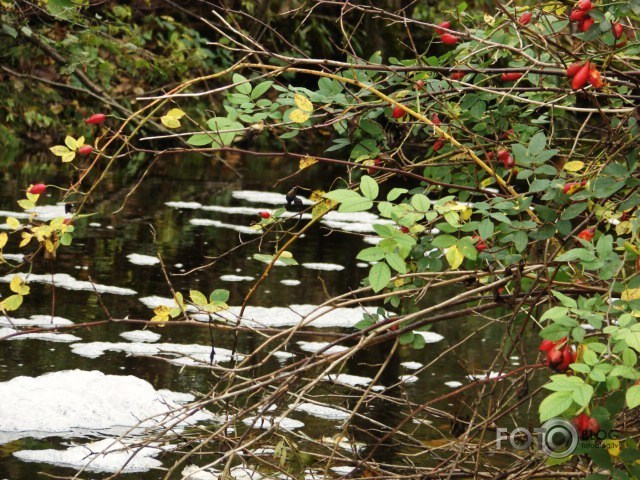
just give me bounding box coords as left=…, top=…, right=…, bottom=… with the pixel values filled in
left=299, top=155, right=318, bottom=170
left=564, top=161, right=584, bottom=172
left=161, top=108, right=186, bottom=129
left=6, top=217, right=20, bottom=230
left=446, top=245, right=464, bottom=270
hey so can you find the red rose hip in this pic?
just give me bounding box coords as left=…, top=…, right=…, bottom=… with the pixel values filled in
left=29, top=183, right=46, bottom=195
left=440, top=33, right=459, bottom=45
left=78, top=145, right=93, bottom=155
left=85, top=113, right=106, bottom=125
left=259, top=211, right=271, bottom=219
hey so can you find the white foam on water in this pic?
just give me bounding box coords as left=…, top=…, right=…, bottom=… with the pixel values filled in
left=165, top=201, right=203, bottom=209
left=297, top=341, right=348, bottom=355
left=220, top=275, right=254, bottom=282
left=2, top=253, right=24, bottom=262
left=70, top=341, right=239, bottom=365
left=399, top=375, right=419, bottom=384
left=241, top=416, right=304, bottom=431
left=301, top=263, right=345, bottom=271
left=445, top=381, right=463, bottom=388
left=89, top=222, right=101, bottom=227
left=280, top=279, right=301, bottom=286
left=0, top=315, right=73, bottom=328
left=120, top=330, right=161, bottom=343
left=356, top=262, right=369, bottom=268
left=189, top=219, right=261, bottom=235
left=414, top=331, right=445, bottom=343
left=272, top=351, right=295, bottom=360
left=0, top=327, right=80, bottom=343
left=291, top=403, right=350, bottom=421
left=320, top=219, right=378, bottom=233
left=126, top=254, right=160, bottom=266
left=0, top=370, right=211, bottom=443
left=323, top=373, right=374, bottom=387
left=0, top=273, right=136, bottom=295
left=14, top=438, right=164, bottom=473
left=401, top=361, right=423, bottom=370
left=146, top=302, right=379, bottom=330
left=232, top=190, right=312, bottom=205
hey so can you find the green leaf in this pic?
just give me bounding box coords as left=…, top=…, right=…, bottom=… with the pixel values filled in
left=385, top=252, right=407, bottom=274
left=552, top=291, right=577, bottom=308
left=528, top=131, right=547, bottom=157
left=457, top=237, right=477, bottom=260
left=387, top=188, right=408, bottom=201
left=369, top=262, right=391, bottom=293
left=209, top=289, right=230, bottom=303
left=324, top=189, right=362, bottom=203
left=398, top=331, right=414, bottom=345
left=190, top=290, right=208, bottom=306
left=233, top=73, right=252, bottom=95
left=356, top=247, right=385, bottom=262
left=360, top=175, right=379, bottom=200
left=187, top=134, right=213, bottom=147
left=539, top=391, right=574, bottom=421
left=251, top=81, right=273, bottom=100
left=626, top=385, right=640, bottom=409
left=572, top=383, right=594, bottom=407
left=411, top=194, right=431, bottom=212
left=432, top=234, right=457, bottom=249
left=339, top=198, right=373, bottom=213
left=556, top=249, right=596, bottom=262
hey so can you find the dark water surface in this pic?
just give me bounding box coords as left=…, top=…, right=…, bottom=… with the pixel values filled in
left=0, top=152, right=535, bottom=478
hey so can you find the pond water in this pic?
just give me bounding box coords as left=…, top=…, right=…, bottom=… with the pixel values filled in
left=0, top=152, right=537, bottom=478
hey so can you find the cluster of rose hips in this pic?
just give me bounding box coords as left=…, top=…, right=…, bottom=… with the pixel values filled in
left=539, top=337, right=576, bottom=373
left=567, top=61, right=603, bottom=90
left=569, top=0, right=596, bottom=31
left=436, top=21, right=459, bottom=45
left=487, top=148, right=515, bottom=169
left=431, top=113, right=446, bottom=152
left=573, top=412, right=600, bottom=439
left=473, top=235, right=488, bottom=251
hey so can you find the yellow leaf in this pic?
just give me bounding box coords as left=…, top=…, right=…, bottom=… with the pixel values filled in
left=166, top=108, right=185, bottom=119
left=0, top=232, right=7, bottom=249
left=76, top=136, right=85, bottom=148
left=280, top=251, right=293, bottom=259
left=294, top=93, right=313, bottom=112
left=289, top=109, right=310, bottom=123
left=622, top=289, right=640, bottom=301
left=564, top=161, right=585, bottom=172
left=17, top=199, right=34, bottom=210
left=484, top=13, right=495, bottom=25
left=61, top=152, right=76, bottom=163
left=64, top=136, right=77, bottom=150
left=49, top=145, right=71, bottom=157
left=161, top=115, right=181, bottom=129
left=19, top=232, right=32, bottom=248
left=445, top=245, right=464, bottom=270
left=299, top=155, right=317, bottom=170
left=604, top=439, right=620, bottom=457
left=310, top=190, right=326, bottom=202
left=6, top=217, right=20, bottom=230
left=44, top=239, right=55, bottom=253
left=9, top=275, right=22, bottom=294
left=616, top=221, right=631, bottom=236
left=311, top=199, right=335, bottom=220
left=460, top=207, right=473, bottom=222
